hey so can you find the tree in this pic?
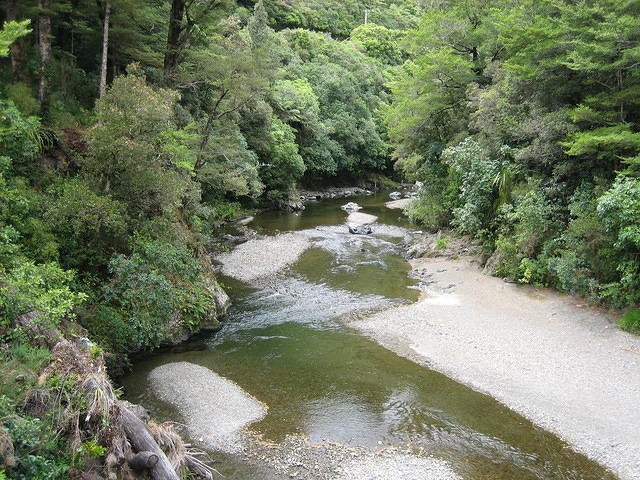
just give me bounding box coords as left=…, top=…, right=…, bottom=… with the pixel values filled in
left=163, top=0, right=227, bottom=84
left=98, top=1, right=111, bottom=98
left=0, top=19, right=31, bottom=58
left=37, top=0, right=53, bottom=111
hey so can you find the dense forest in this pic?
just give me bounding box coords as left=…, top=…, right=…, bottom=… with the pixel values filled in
left=0, top=0, right=638, bottom=478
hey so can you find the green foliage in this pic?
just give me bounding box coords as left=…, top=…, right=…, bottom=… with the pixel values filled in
left=46, top=179, right=128, bottom=272
left=0, top=100, right=46, bottom=165
left=78, top=440, right=106, bottom=459
left=1, top=260, right=86, bottom=329
left=260, top=116, right=306, bottom=194
left=263, top=0, right=422, bottom=38
left=434, top=236, right=449, bottom=251
left=442, top=139, right=499, bottom=236
left=407, top=163, right=454, bottom=231
left=0, top=20, right=31, bottom=58
left=0, top=343, right=50, bottom=400
left=0, top=396, right=70, bottom=480
left=596, top=177, right=640, bottom=306
left=6, top=83, right=40, bottom=117
left=86, top=73, right=193, bottom=218
left=86, top=239, right=214, bottom=352
left=619, top=309, right=640, bottom=334
left=350, top=23, right=405, bottom=65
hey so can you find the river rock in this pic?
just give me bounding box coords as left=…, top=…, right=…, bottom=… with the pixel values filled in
left=349, top=224, right=372, bottom=235
left=347, top=212, right=378, bottom=225
left=341, top=202, right=363, bottom=212
left=236, top=216, right=254, bottom=226
left=389, top=191, right=402, bottom=200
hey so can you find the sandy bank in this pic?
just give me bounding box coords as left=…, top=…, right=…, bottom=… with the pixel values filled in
left=353, top=257, right=640, bottom=480
left=215, top=232, right=310, bottom=282
left=148, top=362, right=267, bottom=453
left=385, top=198, right=413, bottom=210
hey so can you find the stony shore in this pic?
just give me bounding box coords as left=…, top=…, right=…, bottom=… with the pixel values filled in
left=150, top=201, right=639, bottom=479
left=353, top=256, right=640, bottom=480
left=242, top=434, right=461, bottom=480
left=215, top=232, right=311, bottom=282
left=148, top=362, right=267, bottom=453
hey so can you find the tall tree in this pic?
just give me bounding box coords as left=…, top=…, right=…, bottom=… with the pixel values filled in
left=98, top=0, right=111, bottom=98
left=163, top=0, right=226, bottom=85
left=164, top=0, right=185, bottom=84
left=37, top=0, right=53, bottom=110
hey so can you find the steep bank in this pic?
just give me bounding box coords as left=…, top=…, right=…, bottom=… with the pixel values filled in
left=353, top=256, right=640, bottom=480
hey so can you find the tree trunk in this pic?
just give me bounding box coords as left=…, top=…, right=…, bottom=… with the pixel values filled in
left=119, top=407, right=180, bottom=480
left=127, top=451, right=159, bottom=471
left=99, top=1, right=111, bottom=98
left=38, top=0, right=53, bottom=111
left=164, top=0, right=185, bottom=85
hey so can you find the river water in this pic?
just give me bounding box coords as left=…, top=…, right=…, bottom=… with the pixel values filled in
left=122, top=192, right=615, bottom=479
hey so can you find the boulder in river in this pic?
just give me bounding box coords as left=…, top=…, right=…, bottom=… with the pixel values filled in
left=389, top=191, right=402, bottom=200
left=347, top=211, right=378, bottom=225
left=341, top=202, right=362, bottom=212
left=349, top=224, right=372, bottom=235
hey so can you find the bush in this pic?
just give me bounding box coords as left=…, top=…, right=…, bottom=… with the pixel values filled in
left=408, top=162, right=455, bottom=230
left=87, top=239, right=214, bottom=352
left=619, top=309, right=640, bottom=334
left=597, top=176, right=640, bottom=306
left=442, top=139, right=499, bottom=235
left=0, top=260, right=86, bottom=330
left=45, top=179, right=128, bottom=272
left=0, top=396, right=70, bottom=480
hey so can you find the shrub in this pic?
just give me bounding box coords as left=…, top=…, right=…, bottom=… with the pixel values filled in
left=0, top=396, right=70, bottom=480
left=0, top=260, right=86, bottom=329
left=45, top=179, right=128, bottom=271
left=619, top=309, right=640, bottom=334
left=597, top=176, right=640, bottom=306
left=88, top=239, right=214, bottom=352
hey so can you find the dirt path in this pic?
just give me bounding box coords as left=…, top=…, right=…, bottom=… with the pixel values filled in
left=353, top=257, right=640, bottom=480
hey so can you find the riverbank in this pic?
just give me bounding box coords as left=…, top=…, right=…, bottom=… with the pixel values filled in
left=352, top=256, right=640, bottom=480
left=242, top=434, right=461, bottom=480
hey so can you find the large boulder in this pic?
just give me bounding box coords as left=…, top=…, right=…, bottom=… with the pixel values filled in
left=347, top=212, right=378, bottom=225
left=349, top=224, right=372, bottom=235
left=341, top=202, right=362, bottom=212
left=389, top=191, right=402, bottom=200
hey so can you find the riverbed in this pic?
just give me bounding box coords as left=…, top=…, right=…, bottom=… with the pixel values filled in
left=122, top=192, right=625, bottom=479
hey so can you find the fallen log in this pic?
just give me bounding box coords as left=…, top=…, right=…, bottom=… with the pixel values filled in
left=120, top=406, right=180, bottom=480
left=127, top=451, right=159, bottom=471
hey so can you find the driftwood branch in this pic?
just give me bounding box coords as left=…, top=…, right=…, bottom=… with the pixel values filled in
left=120, top=407, right=180, bottom=480
left=127, top=450, right=159, bottom=471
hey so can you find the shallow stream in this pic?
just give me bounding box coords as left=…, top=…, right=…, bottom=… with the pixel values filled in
left=122, top=192, right=615, bottom=479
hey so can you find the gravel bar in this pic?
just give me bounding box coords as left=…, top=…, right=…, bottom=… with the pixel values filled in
left=216, top=233, right=310, bottom=283
left=353, top=257, right=640, bottom=480
left=148, top=362, right=267, bottom=453
left=385, top=198, right=413, bottom=210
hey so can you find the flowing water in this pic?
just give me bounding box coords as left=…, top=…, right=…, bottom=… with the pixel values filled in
left=122, top=192, right=616, bottom=479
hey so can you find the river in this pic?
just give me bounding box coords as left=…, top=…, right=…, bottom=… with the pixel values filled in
left=121, top=191, right=615, bottom=479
